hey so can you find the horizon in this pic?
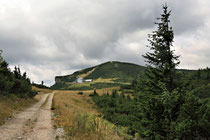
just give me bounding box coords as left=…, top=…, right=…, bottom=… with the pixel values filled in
left=49, top=60, right=201, bottom=87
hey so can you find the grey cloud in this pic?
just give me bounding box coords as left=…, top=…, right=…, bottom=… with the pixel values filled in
left=0, top=0, right=209, bottom=85
left=169, top=0, right=208, bottom=35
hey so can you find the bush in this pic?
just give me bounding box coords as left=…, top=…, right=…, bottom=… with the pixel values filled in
left=89, top=89, right=98, bottom=97
left=51, top=106, right=56, bottom=110
left=135, top=85, right=210, bottom=139
left=192, top=84, right=210, bottom=99
left=77, top=92, right=83, bottom=95
left=92, top=85, right=210, bottom=139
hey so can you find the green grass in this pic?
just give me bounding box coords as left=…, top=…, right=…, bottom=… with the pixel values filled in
left=52, top=82, right=125, bottom=91
left=51, top=61, right=145, bottom=90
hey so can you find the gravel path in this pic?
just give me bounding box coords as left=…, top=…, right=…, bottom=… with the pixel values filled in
left=0, top=92, right=55, bottom=140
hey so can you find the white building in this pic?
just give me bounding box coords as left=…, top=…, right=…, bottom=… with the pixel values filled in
left=76, top=78, right=83, bottom=83
left=84, top=79, right=93, bottom=82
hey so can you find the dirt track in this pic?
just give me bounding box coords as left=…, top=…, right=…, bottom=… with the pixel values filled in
left=0, top=92, right=55, bottom=140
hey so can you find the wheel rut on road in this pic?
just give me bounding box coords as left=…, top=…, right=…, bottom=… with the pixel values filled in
left=0, top=92, right=55, bottom=140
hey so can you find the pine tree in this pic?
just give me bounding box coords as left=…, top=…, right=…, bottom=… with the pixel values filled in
left=14, top=66, right=19, bottom=78
left=23, top=72, right=27, bottom=80
left=137, top=4, right=210, bottom=139
left=142, top=4, right=179, bottom=93
left=197, top=69, right=201, bottom=79
left=206, top=67, right=209, bottom=80
left=0, top=50, right=3, bottom=63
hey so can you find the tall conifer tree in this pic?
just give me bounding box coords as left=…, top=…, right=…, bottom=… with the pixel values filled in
left=142, top=4, right=179, bottom=93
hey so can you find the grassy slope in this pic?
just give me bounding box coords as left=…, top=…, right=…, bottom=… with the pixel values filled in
left=32, top=86, right=53, bottom=94
left=52, top=89, right=127, bottom=140
left=51, top=61, right=145, bottom=90
left=85, top=61, right=145, bottom=81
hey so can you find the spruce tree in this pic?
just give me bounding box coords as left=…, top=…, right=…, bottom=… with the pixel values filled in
left=0, top=50, right=3, bottom=63
left=206, top=67, right=209, bottom=80
left=137, top=4, right=210, bottom=139
left=142, top=4, right=179, bottom=93
left=23, top=72, right=27, bottom=80
left=41, top=80, right=44, bottom=85
left=197, top=69, right=201, bottom=79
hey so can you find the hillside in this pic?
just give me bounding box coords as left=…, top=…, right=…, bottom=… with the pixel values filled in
left=51, top=61, right=146, bottom=90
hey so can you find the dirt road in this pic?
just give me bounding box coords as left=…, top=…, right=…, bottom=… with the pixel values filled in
left=0, top=92, right=55, bottom=140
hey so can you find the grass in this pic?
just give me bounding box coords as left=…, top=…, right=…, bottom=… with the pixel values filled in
left=57, top=80, right=124, bottom=90
left=32, top=86, right=53, bottom=94
left=77, top=67, right=97, bottom=78
left=52, top=89, right=124, bottom=140
left=0, top=95, right=37, bottom=125
left=51, top=61, right=145, bottom=90
left=93, top=78, right=117, bottom=83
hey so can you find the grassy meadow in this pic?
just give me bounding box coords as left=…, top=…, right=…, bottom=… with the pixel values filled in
left=52, top=89, right=131, bottom=140
left=32, top=86, right=53, bottom=94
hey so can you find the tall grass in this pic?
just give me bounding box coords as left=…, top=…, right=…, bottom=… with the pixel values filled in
left=32, top=86, right=52, bottom=94
left=52, top=91, right=122, bottom=140
left=67, top=113, right=108, bottom=139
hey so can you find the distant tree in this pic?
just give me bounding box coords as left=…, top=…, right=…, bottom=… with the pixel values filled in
left=93, top=89, right=98, bottom=96
left=17, top=67, right=21, bottom=76
left=126, top=95, right=131, bottom=101
left=132, top=79, right=140, bottom=91
left=197, top=69, right=201, bottom=79
left=41, top=80, right=44, bottom=85
left=111, top=90, right=118, bottom=98
left=22, top=72, right=30, bottom=83
left=0, top=50, right=3, bottom=63
left=23, top=72, right=27, bottom=80
left=14, top=66, right=22, bottom=79
left=14, top=66, right=18, bottom=78
left=120, top=91, right=125, bottom=99
left=206, top=67, right=209, bottom=80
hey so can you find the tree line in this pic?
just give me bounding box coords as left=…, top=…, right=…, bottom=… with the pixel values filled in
left=0, top=50, right=36, bottom=98
left=92, top=4, right=210, bottom=139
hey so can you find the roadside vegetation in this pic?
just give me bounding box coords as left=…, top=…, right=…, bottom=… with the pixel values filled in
left=0, top=95, right=37, bottom=125
left=52, top=89, right=127, bottom=140
left=92, top=5, right=210, bottom=139
left=0, top=50, right=38, bottom=125
left=32, top=86, right=52, bottom=94
left=0, top=50, right=37, bottom=98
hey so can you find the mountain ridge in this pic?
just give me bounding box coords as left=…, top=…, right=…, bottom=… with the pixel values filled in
left=51, top=61, right=146, bottom=90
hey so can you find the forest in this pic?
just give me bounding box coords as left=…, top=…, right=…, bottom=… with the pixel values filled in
left=92, top=4, right=210, bottom=139
left=0, top=50, right=36, bottom=98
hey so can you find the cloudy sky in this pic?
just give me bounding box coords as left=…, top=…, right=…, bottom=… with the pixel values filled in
left=0, top=0, right=210, bottom=86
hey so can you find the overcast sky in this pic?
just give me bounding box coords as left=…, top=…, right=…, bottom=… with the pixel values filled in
left=0, top=0, right=210, bottom=86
